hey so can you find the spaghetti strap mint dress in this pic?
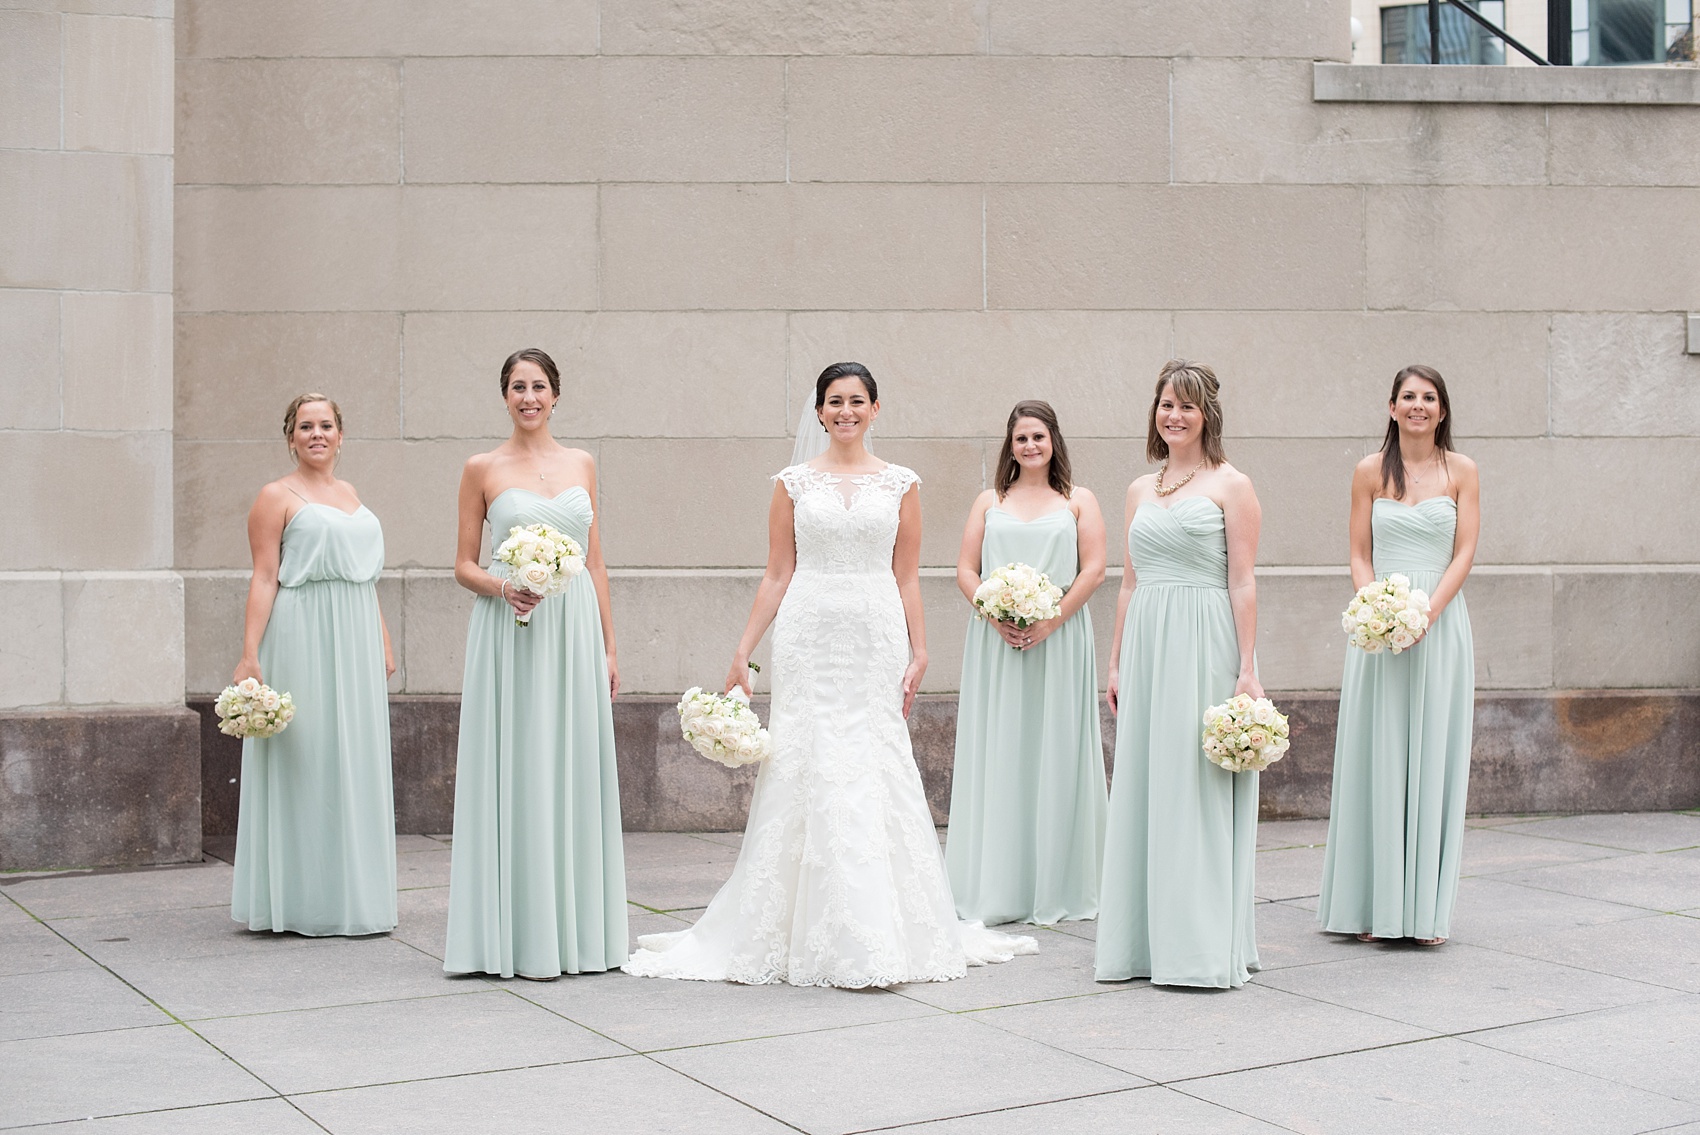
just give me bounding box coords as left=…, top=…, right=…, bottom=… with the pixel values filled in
left=946, top=505, right=1107, bottom=925
left=1095, top=497, right=1259, bottom=988
left=232, top=504, right=397, bottom=936
left=444, top=486, right=627, bottom=979
left=1318, top=496, right=1474, bottom=941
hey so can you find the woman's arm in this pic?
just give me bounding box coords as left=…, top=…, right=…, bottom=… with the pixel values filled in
left=1348, top=458, right=1379, bottom=591
left=453, top=454, right=539, bottom=618
left=1425, top=455, right=1480, bottom=623
left=1106, top=482, right=1138, bottom=715
left=892, top=482, right=927, bottom=719
left=234, top=483, right=289, bottom=684
left=1223, top=471, right=1264, bottom=699
left=726, top=481, right=798, bottom=696
left=580, top=455, right=620, bottom=699
left=955, top=490, right=993, bottom=604
left=378, top=604, right=396, bottom=679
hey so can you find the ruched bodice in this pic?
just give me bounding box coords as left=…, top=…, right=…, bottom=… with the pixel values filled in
left=1371, top=497, right=1456, bottom=578
left=1130, top=497, right=1227, bottom=589
left=780, top=464, right=915, bottom=576
left=983, top=506, right=1080, bottom=589
left=485, top=486, right=594, bottom=573
left=278, top=505, right=384, bottom=587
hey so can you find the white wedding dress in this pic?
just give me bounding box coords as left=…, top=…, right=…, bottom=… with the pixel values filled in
left=625, top=463, right=1037, bottom=987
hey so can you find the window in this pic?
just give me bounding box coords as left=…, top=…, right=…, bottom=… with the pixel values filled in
left=1572, top=0, right=1694, bottom=63
left=1381, top=2, right=1509, bottom=64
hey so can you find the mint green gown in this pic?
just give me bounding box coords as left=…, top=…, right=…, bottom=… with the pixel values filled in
left=232, top=504, right=397, bottom=936
left=1318, top=496, right=1474, bottom=941
left=444, top=487, right=627, bottom=978
left=1095, top=497, right=1259, bottom=988
left=946, top=506, right=1107, bottom=925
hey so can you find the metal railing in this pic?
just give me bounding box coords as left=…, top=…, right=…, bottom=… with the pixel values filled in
left=1425, top=0, right=1553, bottom=64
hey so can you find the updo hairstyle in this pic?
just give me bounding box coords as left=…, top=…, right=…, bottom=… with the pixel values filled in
left=814, top=361, right=877, bottom=407
left=282, top=392, right=343, bottom=461
left=500, top=348, right=561, bottom=398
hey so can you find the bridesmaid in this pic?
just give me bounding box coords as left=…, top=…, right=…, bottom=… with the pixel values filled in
left=443, top=348, right=627, bottom=980
left=946, top=400, right=1109, bottom=925
left=1095, top=360, right=1263, bottom=989
left=1317, top=365, right=1479, bottom=946
left=232, top=393, right=397, bottom=936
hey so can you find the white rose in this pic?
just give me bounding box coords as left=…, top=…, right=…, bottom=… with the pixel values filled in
left=258, top=689, right=281, bottom=712
left=1390, top=628, right=1416, bottom=651
left=236, top=676, right=262, bottom=697
left=1251, top=702, right=1275, bottom=726
left=518, top=561, right=554, bottom=593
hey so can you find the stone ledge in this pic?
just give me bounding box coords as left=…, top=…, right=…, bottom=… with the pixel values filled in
left=1314, top=61, right=1700, bottom=104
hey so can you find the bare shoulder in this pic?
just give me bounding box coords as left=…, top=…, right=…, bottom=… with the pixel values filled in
left=1068, top=485, right=1098, bottom=507
left=562, top=446, right=597, bottom=470
left=1214, top=462, right=1256, bottom=495
left=462, top=449, right=497, bottom=477
left=971, top=487, right=998, bottom=511
left=254, top=478, right=293, bottom=507
left=1445, top=450, right=1478, bottom=476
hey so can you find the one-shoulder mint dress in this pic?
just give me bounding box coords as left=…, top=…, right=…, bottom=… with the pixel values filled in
left=232, top=504, right=397, bottom=936
left=444, top=487, right=628, bottom=979
left=946, top=505, right=1107, bottom=925
left=1318, top=496, right=1474, bottom=941
left=1095, top=497, right=1259, bottom=988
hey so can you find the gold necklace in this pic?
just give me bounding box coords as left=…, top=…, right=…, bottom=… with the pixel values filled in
left=1154, top=459, right=1204, bottom=497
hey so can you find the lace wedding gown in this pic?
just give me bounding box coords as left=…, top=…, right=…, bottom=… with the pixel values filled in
left=625, top=463, right=1037, bottom=987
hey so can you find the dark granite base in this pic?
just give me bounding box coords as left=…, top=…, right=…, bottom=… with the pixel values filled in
left=0, top=708, right=201, bottom=870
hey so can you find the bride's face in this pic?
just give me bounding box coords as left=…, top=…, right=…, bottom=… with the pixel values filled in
left=817, top=378, right=876, bottom=443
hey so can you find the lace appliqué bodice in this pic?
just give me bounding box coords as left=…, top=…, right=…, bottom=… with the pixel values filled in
left=776, top=463, right=919, bottom=576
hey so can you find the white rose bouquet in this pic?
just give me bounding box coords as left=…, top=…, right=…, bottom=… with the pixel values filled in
left=215, top=677, right=295, bottom=739
left=493, top=522, right=585, bottom=628
left=972, top=562, right=1064, bottom=629
left=677, top=686, right=771, bottom=768
left=1342, top=573, right=1432, bottom=654
left=1202, top=694, right=1291, bottom=773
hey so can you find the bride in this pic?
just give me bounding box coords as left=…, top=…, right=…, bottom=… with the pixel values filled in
left=625, top=362, right=1037, bottom=987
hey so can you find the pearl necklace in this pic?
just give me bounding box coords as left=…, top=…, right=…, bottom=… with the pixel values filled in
left=1154, top=459, right=1204, bottom=497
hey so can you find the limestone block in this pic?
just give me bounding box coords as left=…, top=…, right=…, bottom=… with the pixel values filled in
left=1471, top=438, right=1700, bottom=565
left=0, top=432, right=172, bottom=571
left=174, top=312, right=402, bottom=441
left=0, top=290, right=60, bottom=430
left=597, top=438, right=793, bottom=568
left=175, top=186, right=401, bottom=312
left=1554, top=569, right=1700, bottom=689
left=788, top=57, right=1168, bottom=184
left=1229, top=438, right=1370, bottom=567
left=1366, top=186, right=1700, bottom=312
left=399, top=571, right=473, bottom=695
left=986, top=185, right=1365, bottom=311
left=787, top=312, right=1170, bottom=440
left=180, top=570, right=246, bottom=696
left=333, top=439, right=489, bottom=570
left=61, top=292, right=172, bottom=432
left=402, top=311, right=789, bottom=440
left=64, top=14, right=172, bottom=154
left=53, top=0, right=173, bottom=14
left=848, top=438, right=991, bottom=568
left=600, top=0, right=982, bottom=54
left=63, top=571, right=184, bottom=706
left=176, top=59, right=401, bottom=185
left=0, top=11, right=60, bottom=150
left=0, top=152, right=171, bottom=292
left=1465, top=569, right=1554, bottom=690
left=987, top=0, right=1349, bottom=60
left=609, top=570, right=771, bottom=696
left=1550, top=105, right=1700, bottom=187
left=175, top=439, right=291, bottom=569
left=0, top=574, right=64, bottom=710
left=1173, top=58, right=1548, bottom=186
left=917, top=573, right=970, bottom=693
left=177, top=0, right=597, bottom=57
left=1172, top=311, right=1550, bottom=439
left=601, top=184, right=983, bottom=311
left=1550, top=314, right=1700, bottom=437
left=1255, top=569, right=1354, bottom=691
left=399, top=185, right=599, bottom=312
left=1065, top=439, right=1157, bottom=514
left=403, top=57, right=785, bottom=184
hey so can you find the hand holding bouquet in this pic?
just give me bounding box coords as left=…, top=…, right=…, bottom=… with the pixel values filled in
left=972, top=562, right=1064, bottom=629
left=494, top=522, right=585, bottom=627
left=216, top=677, right=295, bottom=739
left=1202, top=694, right=1290, bottom=772
left=678, top=686, right=771, bottom=768
left=1342, top=573, right=1431, bottom=654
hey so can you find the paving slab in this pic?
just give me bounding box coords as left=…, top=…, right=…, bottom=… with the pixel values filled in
left=1468, top=994, right=1700, bottom=1105
left=890, top=924, right=1110, bottom=1012
left=622, top=830, right=743, bottom=871
left=624, top=860, right=733, bottom=912
left=0, top=963, right=172, bottom=1042
left=1482, top=911, right=1700, bottom=993
left=518, top=962, right=940, bottom=1051
left=1, top=1024, right=274, bottom=1129
left=389, top=884, right=448, bottom=959
left=1257, top=818, right=1329, bottom=849
left=1493, top=849, right=1700, bottom=913
left=393, top=847, right=452, bottom=890
left=653, top=1013, right=1143, bottom=1135
left=1501, top=812, right=1700, bottom=853
left=0, top=861, right=234, bottom=920
left=0, top=915, right=89, bottom=976
left=1446, top=875, right=1652, bottom=945
left=395, top=834, right=447, bottom=853
left=13, top=1097, right=330, bottom=1134
left=1253, top=844, right=1326, bottom=902
left=885, top=1084, right=1296, bottom=1133
left=49, top=904, right=323, bottom=966
left=293, top=1054, right=793, bottom=1135
left=1256, top=940, right=1666, bottom=1034
left=1459, top=825, right=1636, bottom=876
left=1183, top=1035, right=1700, bottom=1135
left=1250, top=900, right=1366, bottom=972
left=193, top=988, right=626, bottom=1094
left=975, top=979, right=1433, bottom=1083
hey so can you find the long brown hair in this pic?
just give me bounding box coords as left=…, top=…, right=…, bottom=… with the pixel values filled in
left=282, top=392, right=343, bottom=462
left=994, top=400, right=1074, bottom=499
left=1378, top=364, right=1454, bottom=499
left=1145, top=359, right=1227, bottom=467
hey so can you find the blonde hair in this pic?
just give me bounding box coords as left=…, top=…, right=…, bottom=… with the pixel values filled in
left=1145, top=360, right=1227, bottom=468
left=282, top=393, right=343, bottom=461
